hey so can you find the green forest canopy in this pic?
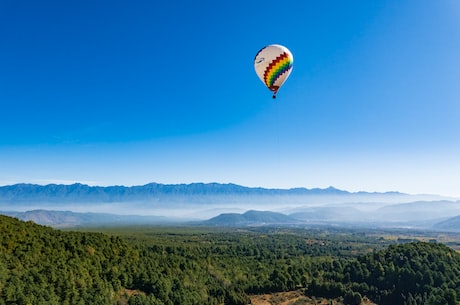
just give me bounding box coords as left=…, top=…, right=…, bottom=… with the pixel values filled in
left=1, top=215, right=460, bottom=305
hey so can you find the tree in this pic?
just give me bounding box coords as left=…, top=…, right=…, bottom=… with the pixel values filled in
left=344, top=291, right=362, bottom=305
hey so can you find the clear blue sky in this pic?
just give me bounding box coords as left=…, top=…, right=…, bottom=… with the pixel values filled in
left=1, top=0, right=459, bottom=197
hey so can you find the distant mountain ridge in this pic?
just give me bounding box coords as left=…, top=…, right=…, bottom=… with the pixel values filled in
left=0, top=182, right=358, bottom=202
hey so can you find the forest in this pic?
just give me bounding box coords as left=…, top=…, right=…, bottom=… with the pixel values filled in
left=1, top=214, right=460, bottom=305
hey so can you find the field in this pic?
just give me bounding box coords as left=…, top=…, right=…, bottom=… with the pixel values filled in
left=249, top=291, right=378, bottom=305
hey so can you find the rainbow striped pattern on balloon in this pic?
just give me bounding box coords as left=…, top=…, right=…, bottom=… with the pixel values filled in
left=263, top=52, right=293, bottom=89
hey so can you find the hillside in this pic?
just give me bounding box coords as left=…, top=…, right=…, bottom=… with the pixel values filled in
left=308, top=242, right=460, bottom=305
left=434, top=214, right=460, bottom=231
left=0, top=215, right=251, bottom=305
left=374, top=200, right=460, bottom=223
left=204, top=210, right=300, bottom=226
left=353, top=242, right=460, bottom=304
left=1, top=209, right=171, bottom=227
left=1, top=215, right=460, bottom=305
left=0, top=215, right=138, bottom=304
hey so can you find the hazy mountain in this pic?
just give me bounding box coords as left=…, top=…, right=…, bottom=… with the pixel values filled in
left=373, top=200, right=460, bottom=223
left=0, top=209, right=300, bottom=228
left=1, top=209, right=172, bottom=228
left=0, top=182, right=457, bottom=227
left=289, top=206, right=365, bottom=222
left=203, top=210, right=300, bottom=226
left=433, top=215, right=460, bottom=231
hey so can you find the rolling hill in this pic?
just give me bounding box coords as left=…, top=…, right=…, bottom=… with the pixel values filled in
left=204, top=210, right=300, bottom=226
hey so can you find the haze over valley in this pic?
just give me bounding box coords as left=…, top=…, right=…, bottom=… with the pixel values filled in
left=1, top=182, right=459, bottom=230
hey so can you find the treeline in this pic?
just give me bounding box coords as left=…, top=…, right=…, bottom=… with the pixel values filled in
left=1, top=215, right=460, bottom=305
left=356, top=242, right=460, bottom=304
left=308, top=242, right=460, bottom=305
left=0, top=215, right=138, bottom=304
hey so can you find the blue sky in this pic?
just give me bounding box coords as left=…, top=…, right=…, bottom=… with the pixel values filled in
left=1, top=0, right=459, bottom=197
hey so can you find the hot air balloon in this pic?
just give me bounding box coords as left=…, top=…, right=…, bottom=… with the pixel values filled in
left=254, top=44, right=293, bottom=99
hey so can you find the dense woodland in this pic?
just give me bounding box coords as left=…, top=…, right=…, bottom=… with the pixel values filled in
left=1, top=215, right=460, bottom=305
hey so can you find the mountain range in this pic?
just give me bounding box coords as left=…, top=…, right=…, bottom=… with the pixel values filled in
left=1, top=182, right=460, bottom=230
left=0, top=182, right=407, bottom=203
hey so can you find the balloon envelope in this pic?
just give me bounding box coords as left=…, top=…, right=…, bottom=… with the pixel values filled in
left=254, top=44, right=293, bottom=98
